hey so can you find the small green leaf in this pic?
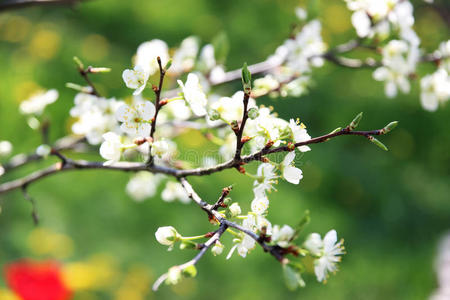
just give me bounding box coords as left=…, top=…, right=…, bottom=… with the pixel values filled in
left=241, top=62, right=252, bottom=93
left=329, top=127, right=342, bottom=134
left=370, top=136, right=388, bottom=151
left=382, top=121, right=398, bottom=134
left=282, top=264, right=305, bottom=291
left=349, top=112, right=363, bottom=130
left=164, top=59, right=173, bottom=71
left=73, top=56, right=84, bottom=70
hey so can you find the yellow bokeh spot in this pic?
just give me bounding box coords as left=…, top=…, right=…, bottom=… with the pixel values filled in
left=28, top=28, right=61, bottom=60
left=0, top=289, right=20, bottom=300
left=27, top=228, right=74, bottom=259
left=0, top=16, right=31, bottom=43
left=13, top=81, right=40, bottom=103
left=178, top=129, right=207, bottom=148
left=170, top=277, right=197, bottom=297
left=323, top=4, right=352, bottom=34
left=63, top=254, right=119, bottom=291
left=81, top=34, right=110, bottom=62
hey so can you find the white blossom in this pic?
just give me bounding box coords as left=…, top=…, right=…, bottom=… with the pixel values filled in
left=304, top=229, right=345, bottom=282
left=198, top=44, right=216, bottom=72
left=0, top=141, right=13, bottom=157
left=155, top=226, right=180, bottom=247
left=122, top=65, right=149, bottom=95
left=116, top=101, right=155, bottom=137
left=99, top=132, right=123, bottom=165
left=228, top=203, right=242, bottom=217
left=281, top=152, right=303, bottom=184
left=151, top=139, right=170, bottom=158
left=70, top=93, right=124, bottom=145
left=420, top=69, right=450, bottom=112
left=135, top=39, right=169, bottom=76
left=289, top=119, right=311, bottom=152
left=0, top=165, right=4, bottom=177
left=373, top=40, right=419, bottom=98
left=161, top=181, right=190, bottom=204
left=272, top=225, right=295, bottom=248
left=251, top=195, right=269, bottom=215
left=211, top=241, right=224, bottom=256
left=169, top=36, right=199, bottom=75
left=254, top=163, right=278, bottom=193
left=177, top=73, right=208, bottom=116
left=126, top=172, right=163, bottom=201
left=252, top=75, right=280, bottom=98
left=19, top=89, right=58, bottom=115
left=210, top=91, right=255, bottom=123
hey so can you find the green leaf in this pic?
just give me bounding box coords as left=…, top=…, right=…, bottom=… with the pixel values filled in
left=282, top=264, right=305, bottom=291
left=73, top=56, right=84, bottom=70
left=241, top=62, right=252, bottom=92
left=370, top=136, right=388, bottom=151
left=211, top=32, right=229, bottom=65
left=294, top=210, right=310, bottom=237
left=349, top=112, right=363, bottom=130
left=382, top=121, right=398, bottom=134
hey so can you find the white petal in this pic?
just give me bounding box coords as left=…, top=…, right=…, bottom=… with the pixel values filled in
left=283, top=166, right=303, bottom=184
left=137, top=122, right=151, bottom=137
left=283, top=151, right=295, bottom=166
left=420, top=92, right=439, bottom=112
left=323, top=229, right=338, bottom=252
left=140, top=101, right=156, bottom=120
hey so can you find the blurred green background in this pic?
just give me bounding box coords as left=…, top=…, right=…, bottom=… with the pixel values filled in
left=0, top=0, right=449, bottom=299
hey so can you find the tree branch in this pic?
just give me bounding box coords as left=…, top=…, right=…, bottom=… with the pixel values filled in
left=0, top=0, right=84, bottom=11
left=0, top=124, right=392, bottom=194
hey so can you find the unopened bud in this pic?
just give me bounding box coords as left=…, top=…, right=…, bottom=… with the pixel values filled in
left=237, top=166, right=246, bottom=174
left=228, top=203, right=242, bottom=217
left=182, top=265, right=197, bottom=278
left=211, top=241, right=224, bottom=256
left=159, top=99, right=168, bottom=106
left=382, top=121, right=398, bottom=134
left=349, top=112, right=363, bottom=130
left=368, top=136, right=388, bottom=151
left=265, top=140, right=274, bottom=148
left=287, top=142, right=296, bottom=152
left=241, top=136, right=252, bottom=144
left=230, top=120, right=239, bottom=132
left=223, top=197, right=232, bottom=205
left=164, top=59, right=172, bottom=70
left=248, top=107, right=259, bottom=119
left=134, top=137, right=147, bottom=145
left=241, top=62, right=252, bottom=93
left=260, top=156, right=269, bottom=163
left=208, top=109, right=221, bottom=121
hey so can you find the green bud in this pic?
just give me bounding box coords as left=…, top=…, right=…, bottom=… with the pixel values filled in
left=382, top=121, right=398, bottom=134
left=248, top=107, right=259, bottom=119
left=329, top=127, right=342, bottom=134
left=165, top=59, right=173, bottom=71
left=349, top=112, right=363, bottom=130
left=208, top=108, right=221, bottom=121
left=282, top=264, right=305, bottom=291
left=89, top=67, right=111, bottom=73
left=179, top=240, right=197, bottom=250
left=182, top=265, right=197, bottom=278
left=294, top=210, right=310, bottom=235
left=241, top=62, right=252, bottom=93
left=223, top=197, right=232, bottom=205
left=73, top=56, right=84, bottom=70
left=66, top=82, right=87, bottom=93
left=369, top=136, right=388, bottom=151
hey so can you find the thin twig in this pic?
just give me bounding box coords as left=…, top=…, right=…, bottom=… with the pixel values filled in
left=147, top=57, right=166, bottom=166
left=0, top=0, right=83, bottom=11
left=21, top=185, right=39, bottom=225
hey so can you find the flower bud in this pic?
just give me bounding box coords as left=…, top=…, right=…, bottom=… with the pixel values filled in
left=349, top=112, right=363, bottom=130
left=211, top=241, right=224, bottom=256
left=182, top=265, right=197, bottom=278
left=208, top=108, right=221, bottom=121
left=382, top=121, right=398, bottom=134
left=155, top=226, right=180, bottom=246
left=241, top=62, right=252, bottom=93
left=166, top=267, right=182, bottom=285
left=368, top=136, right=388, bottom=151
left=248, top=107, right=259, bottom=119
left=0, top=141, right=12, bottom=157
left=228, top=203, right=242, bottom=217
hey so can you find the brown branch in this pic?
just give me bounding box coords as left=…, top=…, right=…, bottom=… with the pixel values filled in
left=233, top=92, right=250, bottom=161
left=0, top=123, right=392, bottom=194
left=147, top=57, right=166, bottom=166
left=0, top=0, right=84, bottom=11
left=78, top=66, right=100, bottom=96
